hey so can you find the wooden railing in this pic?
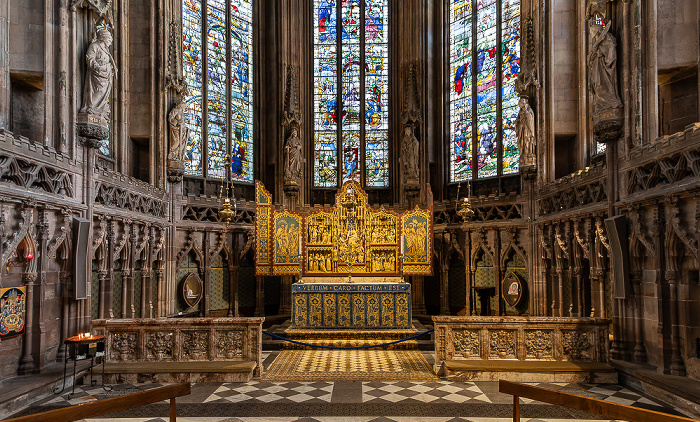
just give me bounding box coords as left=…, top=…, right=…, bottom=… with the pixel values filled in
left=499, top=380, right=696, bottom=422
left=4, top=382, right=191, bottom=422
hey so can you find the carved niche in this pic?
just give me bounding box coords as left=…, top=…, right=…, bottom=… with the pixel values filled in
left=216, top=331, right=244, bottom=359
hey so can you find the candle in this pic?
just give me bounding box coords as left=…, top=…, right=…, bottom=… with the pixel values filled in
left=401, top=234, right=404, bottom=254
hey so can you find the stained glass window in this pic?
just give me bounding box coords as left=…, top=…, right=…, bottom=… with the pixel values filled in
left=313, top=0, right=389, bottom=188
left=449, top=0, right=520, bottom=182
left=182, top=0, right=254, bottom=182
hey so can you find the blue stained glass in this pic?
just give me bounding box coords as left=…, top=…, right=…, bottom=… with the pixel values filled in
left=449, top=0, right=521, bottom=181
left=183, top=0, right=203, bottom=175
left=313, top=0, right=389, bottom=188
left=182, top=0, right=254, bottom=181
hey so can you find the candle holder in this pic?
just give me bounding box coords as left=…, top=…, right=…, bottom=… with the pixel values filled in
left=456, top=181, right=475, bottom=222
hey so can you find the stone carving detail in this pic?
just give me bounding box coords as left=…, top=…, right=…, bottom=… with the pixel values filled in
left=452, top=329, right=479, bottom=358
left=182, top=206, right=254, bottom=224
left=489, top=330, right=516, bottom=359
left=516, top=97, right=536, bottom=168
left=94, top=182, right=166, bottom=218
left=168, top=102, right=189, bottom=162
left=433, top=204, right=522, bottom=225
left=283, top=127, right=304, bottom=185
left=562, top=331, right=591, bottom=361
left=111, top=332, right=138, bottom=361
left=627, top=142, right=700, bottom=194
left=401, top=125, right=419, bottom=182
left=0, top=154, right=74, bottom=197
left=538, top=179, right=607, bottom=216
left=146, top=332, right=174, bottom=360
left=182, top=331, right=209, bottom=360
left=79, top=26, right=117, bottom=122
left=525, top=330, right=553, bottom=359
left=217, top=331, right=244, bottom=359
left=588, top=18, right=623, bottom=142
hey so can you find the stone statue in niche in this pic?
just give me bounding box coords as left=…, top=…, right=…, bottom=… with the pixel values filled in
left=515, top=97, right=536, bottom=167
left=167, top=101, right=189, bottom=162
left=401, top=125, right=419, bottom=182
left=284, top=126, right=304, bottom=185
left=588, top=20, right=622, bottom=114
left=79, top=26, right=116, bottom=121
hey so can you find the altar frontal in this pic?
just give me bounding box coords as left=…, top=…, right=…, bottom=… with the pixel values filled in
left=254, top=181, right=433, bottom=329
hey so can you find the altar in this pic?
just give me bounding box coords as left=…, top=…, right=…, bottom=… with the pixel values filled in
left=292, top=282, right=411, bottom=329
left=254, top=181, right=433, bottom=332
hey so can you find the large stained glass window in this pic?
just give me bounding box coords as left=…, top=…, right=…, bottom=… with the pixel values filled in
left=313, top=0, right=389, bottom=188
left=182, top=0, right=254, bottom=182
left=449, top=0, right=520, bottom=182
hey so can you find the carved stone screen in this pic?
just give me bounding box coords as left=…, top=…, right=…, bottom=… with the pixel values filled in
left=313, top=0, right=390, bottom=188
left=182, top=0, right=254, bottom=182
left=449, top=0, right=521, bottom=182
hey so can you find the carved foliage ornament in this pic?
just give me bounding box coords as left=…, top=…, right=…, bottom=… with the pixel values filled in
left=182, top=331, right=209, bottom=360
left=489, top=330, right=516, bottom=359
left=110, top=332, right=137, bottom=361
left=451, top=329, right=479, bottom=358
left=563, top=331, right=591, bottom=361
left=146, top=332, right=174, bottom=360
left=525, top=330, right=553, bottom=359
left=217, top=331, right=244, bottom=359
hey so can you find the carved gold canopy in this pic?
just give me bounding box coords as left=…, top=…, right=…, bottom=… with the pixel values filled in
left=255, top=181, right=433, bottom=277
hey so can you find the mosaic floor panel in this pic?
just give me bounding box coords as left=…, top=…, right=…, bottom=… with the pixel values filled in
left=260, top=350, right=439, bottom=381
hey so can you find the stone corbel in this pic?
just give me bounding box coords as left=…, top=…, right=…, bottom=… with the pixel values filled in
left=71, top=0, right=114, bottom=24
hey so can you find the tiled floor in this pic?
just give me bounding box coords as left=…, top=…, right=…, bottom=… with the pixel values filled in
left=11, top=352, right=680, bottom=422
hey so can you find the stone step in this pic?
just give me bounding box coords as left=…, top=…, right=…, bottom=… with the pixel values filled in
left=282, top=338, right=418, bottom=350
left=440, top=360, right=618, bottom=383
left=284, top=328, right=418, bottom=341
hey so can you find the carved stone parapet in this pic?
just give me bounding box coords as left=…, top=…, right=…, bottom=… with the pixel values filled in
left=432, top=316, right=610, bottom=373
left=92, top=317, right=264, bottom=381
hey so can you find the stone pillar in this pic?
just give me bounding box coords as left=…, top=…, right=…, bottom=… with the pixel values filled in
left=254, top=275, right=265, bottom=317
left=36, top=209, right=49, bottom=371
left=630, top=270, right=647, bottom=363
left=0, top=0, right=9, bottom=129
left=57, top=0, right=70, bottom=153
left=56, top=271, right=70, bottom=361
left=439, top=264, right=449, bottom=315
left=411, top=275, right=426, bottom=315
left=122, top=268, right=131, bottom=318
left=18, top=272, right=37, bottom=375
left=666, top=270, right=685, bottom=376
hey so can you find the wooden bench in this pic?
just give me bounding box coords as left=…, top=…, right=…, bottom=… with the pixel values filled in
left=103, top=361, right=258, bottom=383
left=4, top=383, right=191, bottom=422
left=499, top=380, right=697, bottom=422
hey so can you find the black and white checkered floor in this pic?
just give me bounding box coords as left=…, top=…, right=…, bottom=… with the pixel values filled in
left=17, top=353, right=681, bottom=422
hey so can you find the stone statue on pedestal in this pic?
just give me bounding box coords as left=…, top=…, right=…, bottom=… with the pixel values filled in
left=284, top=126, right=304, bottom=185
left=167, top=101, right=189, bottom=162
left=401, top=125, right=419, bottom=182
left=515, top=97, right=536, bottom=168
left=79, top=26, right=116, bottom=120
left=588, top=21, right=622, bottom=115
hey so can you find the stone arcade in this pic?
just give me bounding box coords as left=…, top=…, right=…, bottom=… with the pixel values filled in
left=0, top=0, right=699, bottom=420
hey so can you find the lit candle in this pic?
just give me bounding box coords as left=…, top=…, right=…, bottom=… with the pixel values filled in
left=224, top=197, right=230, bottom=204
left=401, top=234, right=404, bottom=254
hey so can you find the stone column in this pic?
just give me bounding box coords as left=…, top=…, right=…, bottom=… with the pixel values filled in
left=57, top=0, right=70, bottom=153
left=0, top=0, right=9, bottom=129
left=411, top=275, right=426, bottom=315
left=36, top=209, right=49, bottom=371
left=254, top=275, right=265, bottom=317
left=439, top=264, right=449, bottom=315
left=630, top=270, right=647, bottom=363
left=666, top=270, right=685, bottom=375
left=18, top=272, right=38, bottom=375
left=57, top=271, right=70, bottom=361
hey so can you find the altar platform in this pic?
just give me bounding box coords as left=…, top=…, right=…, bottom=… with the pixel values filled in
left=291, top=282, right=411, bottom=329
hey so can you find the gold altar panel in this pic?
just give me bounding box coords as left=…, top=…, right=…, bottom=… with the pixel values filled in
left=255, top=181, right=272, bottom=275
left=352, top=295, right=365, bottom=326
left=255, top=180, right=433, bottom=277
left=273, top=211, right=303, bottom=275
left=367, top=293, right=380, bottom=327
left=401, top=209, right=433, bottom=275
left=396, top=294, right=409, bottom=327
left=337, top=294, right=352, bottom=327
left=309, top=294, right=323, bottom=327
left=294, top=294, right=307, bottom=326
